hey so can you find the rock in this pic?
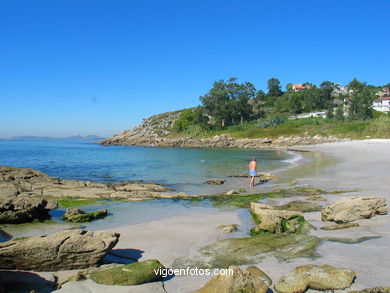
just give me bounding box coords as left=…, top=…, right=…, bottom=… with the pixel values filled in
left=321, top=196, right=387, bottom=223
left=0, top=165, right=175, bottom=201
left=321, top=222, right=360, bottom=230
left=0, top=197, right=52, bottom=223
left=172, top=234, right=320, bottom=269
left=306, top=195, right=326, bottom=201
left=250, top=203, right=314, bottom=234
left=274, top=201, right=323, bottom=213
left=0, top=229, right=120, bottom=271
left=349, top=287, right=390, bottom=293
left=217, top=224, right=238, bottom=233
left=90, top=259, right=165, bottom=286
left=195, top=266, right=269, bottom=293
left=225, top=189, right=238, bottom=195
left=246, top=265, right=272, bottom=286
left=63, top=208, right=108, bottom=223
left=204, top=179, right=225, bottom=185
left=274, top=264, right=356, bottom=293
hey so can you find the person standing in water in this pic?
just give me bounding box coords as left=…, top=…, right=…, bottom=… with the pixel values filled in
left=248, top=158, right=257, bottom=188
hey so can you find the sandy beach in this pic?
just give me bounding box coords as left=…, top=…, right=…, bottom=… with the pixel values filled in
left=50, top=140, right=390, bottom=292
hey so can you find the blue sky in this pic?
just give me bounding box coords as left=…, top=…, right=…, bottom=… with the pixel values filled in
left=0, top=0, right=389, bottom=138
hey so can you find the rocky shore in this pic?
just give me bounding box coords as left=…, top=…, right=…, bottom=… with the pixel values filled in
left=98, top=110, right=347, bottom=148
left=0, top=165, right=188, bottom=202
left=100, top=133, right=345, bottom=148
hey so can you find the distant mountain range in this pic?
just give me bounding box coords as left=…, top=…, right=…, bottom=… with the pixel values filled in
left=8, top=135, right=106, bottom=141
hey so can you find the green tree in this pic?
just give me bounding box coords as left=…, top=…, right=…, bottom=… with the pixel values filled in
left=200, top=80, right=230, bottom=127
left=348, top=78, right=366, bottom=92
left=199, top=78, right=256, bottom=127
left=349, top=87, right=373, bottom=120
left=320, top=81, right=334, bottom=109
left=288, top=92, right=302, bottom=114
left=326, top=104, right=334, bottom=119
left=267, top=78, right=282, bottom=96
left=286, top=83, right=293, bottom=92
left=335, top=103, right=344, bottom=121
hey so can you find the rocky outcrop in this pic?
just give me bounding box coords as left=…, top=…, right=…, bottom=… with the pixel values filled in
left=250, top=203, right=314, bottom=234
left=321, top=196, right=387, bottom=223
left=63, top=208, right=108, bottom=223
left=204, top=179, right=225, bottom=185
left=195, top=266, right=269, bottom=293
left=172, top=234, right=321, bottom=269
left=0, top=197, right=54, bottom=223
left=101, top=131, right=344, bottom=148
left=0, top=165, right=188, bottom=201
left=90, top=259, right=165, bottom=286
left=274, top=264, right=356, bottom=293
left=0, top=230, right=119, bottom=271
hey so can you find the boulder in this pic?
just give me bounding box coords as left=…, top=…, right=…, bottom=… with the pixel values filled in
left=204, top=179, right=225, bottom=185
left=195, top=266, right=269, bottom=293
left=246, top=265, right=272, bottom=287
left=274, top=264, right=356, bottom=293
left=321, top=222, right=359, bottom=230
left=90, top=259, right=165, bottom=285
left=321, top=196, right=387, bottom=223
left=0, top=229, right=119, bottom=271
left=217, top=224, right=238, bottom=233
left=63, top=208, right=108, bottom=223
left=250, top=203, right=314, bottom=234
left=0, top=197, right=52, bottom=224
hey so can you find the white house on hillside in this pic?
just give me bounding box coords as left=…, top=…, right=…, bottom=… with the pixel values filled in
left=373, top=96, right=390, bottom=112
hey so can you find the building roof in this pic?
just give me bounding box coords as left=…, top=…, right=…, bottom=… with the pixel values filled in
left=374, top=96, right=390, bottom=101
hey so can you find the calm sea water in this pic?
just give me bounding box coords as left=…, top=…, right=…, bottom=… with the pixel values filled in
left=0, top=140, right=295, bottom=195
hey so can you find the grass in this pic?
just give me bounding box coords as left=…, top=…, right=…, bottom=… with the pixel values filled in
left=175, top=112, right=390, bottom=140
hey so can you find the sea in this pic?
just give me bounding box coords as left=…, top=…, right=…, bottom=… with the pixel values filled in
left=0, top=140, right=301, bottom=235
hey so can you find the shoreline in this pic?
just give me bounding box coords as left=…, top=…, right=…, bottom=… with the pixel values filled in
left=4, top=139, right=390, bottom=292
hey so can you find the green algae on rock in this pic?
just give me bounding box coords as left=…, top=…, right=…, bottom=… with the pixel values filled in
left=90, top=259, right=165, bottom=286
left=62, top=208, right=108, bottom=223
left=250, top=203, right=315, bottom=235
left=172, top=234, right=321, bottom=269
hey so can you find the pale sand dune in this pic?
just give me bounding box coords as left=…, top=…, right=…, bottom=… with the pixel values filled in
left=56, top=140, right=390, bottom=292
